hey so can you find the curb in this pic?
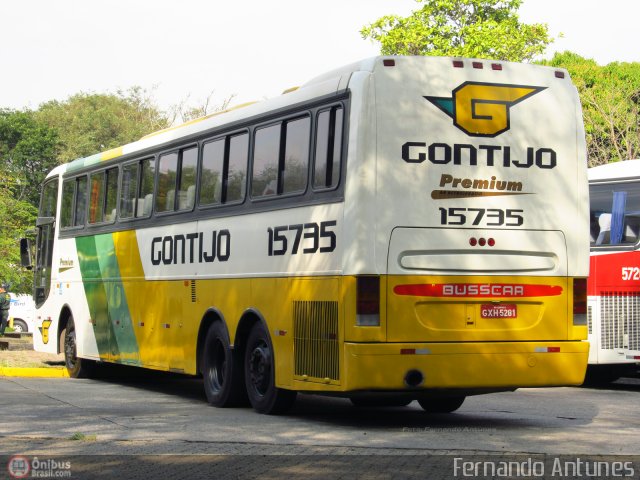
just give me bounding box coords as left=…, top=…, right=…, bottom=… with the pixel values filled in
left=0, top=367, right=69, bottom=378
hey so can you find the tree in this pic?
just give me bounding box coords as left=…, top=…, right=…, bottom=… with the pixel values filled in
left=361, top=0, right=551, bottom=62
left=545, top=52, right=640, bottom=166
left=35, top=87, right=170, bottom=164
left=0, top=109, right=60, bottom=206
left=169, top=91, right=237, bottom=124
left=0, top=171, right=38, bottom=293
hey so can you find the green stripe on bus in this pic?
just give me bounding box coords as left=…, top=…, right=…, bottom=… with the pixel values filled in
left=76, top=234, right=141, bottom=364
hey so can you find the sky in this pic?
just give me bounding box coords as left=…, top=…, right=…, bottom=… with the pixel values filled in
left=1, top=0, right=638, bottom=114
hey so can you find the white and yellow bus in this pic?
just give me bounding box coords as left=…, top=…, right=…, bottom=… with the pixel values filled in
left=23, top=56, right=590, bottom=414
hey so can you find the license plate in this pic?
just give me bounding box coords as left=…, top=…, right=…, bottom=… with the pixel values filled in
left=480, top=304, right=517, bottom=318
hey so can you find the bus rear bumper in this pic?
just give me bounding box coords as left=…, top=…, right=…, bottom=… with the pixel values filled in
left=342, top=341, right=589, bottom=392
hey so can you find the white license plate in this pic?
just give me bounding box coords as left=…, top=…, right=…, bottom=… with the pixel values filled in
left=480, top=304, right=517, bottom=318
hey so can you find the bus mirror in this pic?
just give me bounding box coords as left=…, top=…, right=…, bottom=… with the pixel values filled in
left=20, top=238, right=33, bottom=270
left=36, top=216, right=55, bottom=227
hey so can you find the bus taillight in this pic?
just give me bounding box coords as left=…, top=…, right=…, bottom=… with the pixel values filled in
left=356, top=276, right=380, bottom=326
left=573, top=278, right=588, bottom=325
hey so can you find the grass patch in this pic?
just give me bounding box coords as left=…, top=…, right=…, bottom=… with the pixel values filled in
left=68, top=433, right=97, bottom=441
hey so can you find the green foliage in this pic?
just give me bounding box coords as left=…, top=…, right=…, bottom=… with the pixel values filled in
left=0, top=110, right=60, bottom=205
left=35, top=87, right=170, bottom=164
left=361, top=0, right=551, bottom=62
left=0, top=171, right=37, bottom=293
left=544, top=52, right=640, bottom=166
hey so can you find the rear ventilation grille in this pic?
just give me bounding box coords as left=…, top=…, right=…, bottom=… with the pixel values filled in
left=190, top=280, right=196, bottom=303
left=587, top=305, right=593, bottom=334
left=600, top=292, right=640, bottom=350
left=293, top=301, right=339, bottom=382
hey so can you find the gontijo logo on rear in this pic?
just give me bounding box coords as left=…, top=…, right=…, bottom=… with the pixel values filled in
left=425, top=82, right=545, bottom=137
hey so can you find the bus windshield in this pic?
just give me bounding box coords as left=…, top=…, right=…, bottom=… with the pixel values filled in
left=590, top=181, right=640, bottom=247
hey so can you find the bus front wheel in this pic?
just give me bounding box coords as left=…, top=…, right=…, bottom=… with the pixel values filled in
left=244, top=322, right=296, bottom=414
left=417, top=396, right=465, bottom=413
left=202, top=321, right=247, bottom=407
left=62, top=315, right=94, bottom=378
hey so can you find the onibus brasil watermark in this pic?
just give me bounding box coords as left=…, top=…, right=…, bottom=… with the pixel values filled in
left=7, top=456, right=72, bottom=479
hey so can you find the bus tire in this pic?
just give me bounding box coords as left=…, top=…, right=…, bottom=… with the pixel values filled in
left=63, top=314, right=94, bottom=379
left=11, top=319, right=28, bottom=333
left=417, top=396, right=465, bottom=413
left=202, top=321, right=247, bottom=407
left=244, top=322, right=296, bottom=414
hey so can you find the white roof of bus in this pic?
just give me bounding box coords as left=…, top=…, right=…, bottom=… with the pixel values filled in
left=588, top=159, right=640, bottom=181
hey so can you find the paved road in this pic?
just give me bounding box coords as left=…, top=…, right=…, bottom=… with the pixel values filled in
left=1, top=369, right=640, bottom=478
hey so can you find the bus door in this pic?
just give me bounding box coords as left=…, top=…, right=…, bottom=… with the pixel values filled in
left=34, top=179, right=59, bottom=308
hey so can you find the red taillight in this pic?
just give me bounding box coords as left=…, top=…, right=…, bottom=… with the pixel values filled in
left=453, top=60, right=464, bottom=68
left=573, top=278, right=587, bottom=314
left=357, top=276, right=380, bottom=315
left=573, top=278, right=588, bottom=326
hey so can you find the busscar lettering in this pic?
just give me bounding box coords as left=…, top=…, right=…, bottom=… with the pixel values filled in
left=443, top=284, right=525, bottom=296
left=151, top=230, right=230, bottom=265
left=401, top=142, right=556, bottom=169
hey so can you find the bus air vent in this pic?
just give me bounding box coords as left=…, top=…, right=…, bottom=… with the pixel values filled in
left=293, top=301, right=339, bottom=382
left=600, top=292, right=640, bottom=350
left=190, top=280, right=197, bottom=303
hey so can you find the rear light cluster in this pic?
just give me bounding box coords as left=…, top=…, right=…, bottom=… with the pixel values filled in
left=356, top=276, right=380, bottom=326
left=573, top=278, right=588, bottom=326
left=453, top=59, right=502, bottom=70
left=469, top=237, right=495, bottom=247
left=451, top=59, right=565, bottom=78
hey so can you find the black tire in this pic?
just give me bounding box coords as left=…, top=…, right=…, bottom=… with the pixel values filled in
left=63, top=315, right=94, bottom=378
left=418, top=396, right=465, bottom=413
left=12, top=319, right=28, bottom=333
left=583, top=365, right=622, bottom=386
left=202, top=322, right=247, bottom=407
left=350, top=396, right=412, bottom=407
left=244, top=322, right=296, bottom=414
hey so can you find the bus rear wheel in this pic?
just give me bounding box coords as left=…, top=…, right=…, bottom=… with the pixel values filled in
left=63, top=315, right=94, bottom=378
left=417, top=396, right=465, bottom=413
left=202, top=322, right=246, bottom=407
left=244, top=322, right=296, bottom=414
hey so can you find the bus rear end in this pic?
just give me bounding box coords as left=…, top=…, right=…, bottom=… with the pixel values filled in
left=342, top=56, right=589, bottom=400
left=586, top=160, right=640, bottom=382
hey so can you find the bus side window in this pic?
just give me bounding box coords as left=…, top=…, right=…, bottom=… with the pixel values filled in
left=120, top=162, right=139, bottom=219
left=200, top=139, right=225, bottom=206
left=252, top=124, right=280, bottom=198
left=139, top=158, right=155, bottom=217
left=88, top=171, right=105, bottom=224
left=226, top=132, right=248, bottom=203
left=104, top=167, right=118, bottom=222
left=60, top=179, right=75, bottom=228
left=74, top=177, right=87, bottom=226
left=282, top=117, right=310, bottom=195
left=156, top=152, right=178, bottom=213
left=313, top=106, right=343, bottom=190
left=252, top=117, right=310, bottom=199
left=178, top=147, right=197, bottom=211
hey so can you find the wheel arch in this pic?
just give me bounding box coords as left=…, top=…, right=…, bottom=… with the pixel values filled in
left=57, top=305, right=73, bottom=354
left=196, top=308, right=227, bottom=376
left=234, top=308, right=270, bottom=366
